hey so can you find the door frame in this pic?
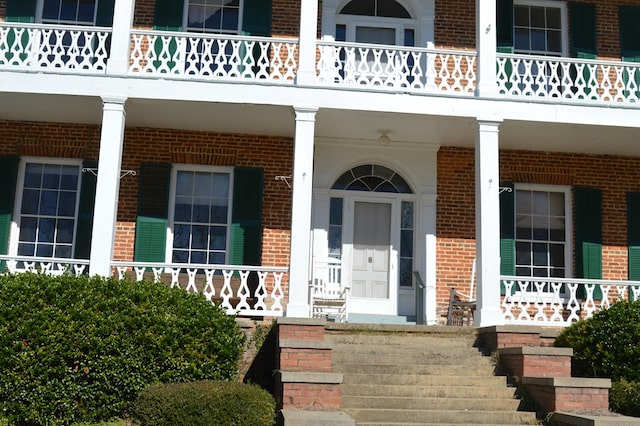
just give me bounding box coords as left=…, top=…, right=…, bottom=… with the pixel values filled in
left=342, top=193, right=400, bottom=315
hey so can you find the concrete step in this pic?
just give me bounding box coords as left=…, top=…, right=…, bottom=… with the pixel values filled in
left=341, top=384, right=518, bottom=399
left=333, top=362, right=496, bottom=376
left=332, top=351, right=492, bottom=366
left=358, top=423, right=532, bottom=425
left=341, top=396, right=522, bottom=411
left=326, top=333, right=478, bottom=347
left=342, top=373, right=507, bottom=387
left=331, top=343, right=484, bottom=356
left=345, top=409, right=537, bottom=425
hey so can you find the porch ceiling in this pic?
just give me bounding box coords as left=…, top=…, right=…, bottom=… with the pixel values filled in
left=1, top=91, right=640, bottom=158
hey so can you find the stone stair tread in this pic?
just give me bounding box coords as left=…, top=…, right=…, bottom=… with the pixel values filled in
left=341, top=395, right=522, bottom=410
left=333, top=363, right=496, bottom=376
left=341, top=384, right=518, bottom=398
left=342, top=373, right=506, bottom=386
left=346, top=408, right=537, bottom=424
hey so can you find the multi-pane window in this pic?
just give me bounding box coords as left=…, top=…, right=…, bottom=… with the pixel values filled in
left=399, top=201, right=414, bottom=287
left=170, top=168, right=231, bottom=265
left=514, top=186, right=570, bottom=278
left=186, top=0, right=241, bottom=34
left=16, top=162, right=81, bottom=259
left=514, top=1, right=565, bottom=56
left=41, top=0, right=97, bottom=25
left=329, top=197, right=343, bottom=260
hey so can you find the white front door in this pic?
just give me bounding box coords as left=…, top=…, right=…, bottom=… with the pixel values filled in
left=348, top=199, right=397, bottom=315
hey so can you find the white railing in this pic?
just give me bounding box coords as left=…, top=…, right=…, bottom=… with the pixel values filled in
left=497, top=53, right=640, bottom=103
left=129, top=30, right=298, bottom=82
left=112, top=261, right=287, bottom=317
left=317, top=41, right=476, bottom=94
left=501, top=276, right=640, bottom=326
left=0, top=22, right=110, bottom=73
left=0, top=255, right=90, bottom=275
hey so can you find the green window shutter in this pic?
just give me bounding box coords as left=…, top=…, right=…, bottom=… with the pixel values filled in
left=496, top=0, right=513, bottom=51
left=153, top=0, right=184, bottom=31
left=620, top=6, right=640, bottom=59
left=5, top=0, right=36, bottom=23
left=627, top=192, right=640, bottom=300
left=570, top=3, right=597, bottom=58
left=242, top=0, right=272, bottom=36
left=0, top=157, right=19, bottom=267
left=96, top=0, right=116, bottom=26
left=73, top=160, right=98, bottom=260
left=574, top=188, right=603, bottom=299
left=134, top=163, right=171, bottom=262
left=500, top=182, right=515, bottom=295
left=230, top=167, right=263, bottom=266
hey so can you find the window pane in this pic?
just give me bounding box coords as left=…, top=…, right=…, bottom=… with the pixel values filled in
left=209, top=251, right=225, bottom=264
left=173, top=250, right=189, bottom=263
left=191, top=250, right=207, bottom=264
left=329, top=225, right=342, bottom=257
left=55, top=245, right=72, bottom=258
left=173, top=224, right=191, bottom=249
left=192, top=198, right=210, bottom=223
left=191, top=225, right=208, bottom=249
left=194, top=172, right=212, bottom=197
left=550, top=244, right=565, bottom=267
left=516, top=215, right=532, bottom=239
left=516, top=191, right=531, bottom=214
left=532, top=191, right=548, bottom=215
left=516, top=241, right=531, bottom=265
left=19, top=218, right=37, bottom=242
left=549, top=192, right=565, bottom=215
left=533, top=243, right=548, bottom=266
left=546, top=8, right=561, bottom=29
left=401, top=201, right=413, bottom=228
left=40, top=191, right=59, bottom=216
left=42, top=165, right=61, bottom=189
left=24, top=164, right=42, bottom=188
left=210, top=203, right=228, bottom=224
left=174, top=197, right=193, bottom=222
left=60, top=167, right=79, bottom=190
left=211, top=173, right=229, bottom=198
left=209, top=226, right=226, bottom=250
left=77, top=0, right=95, bottom=23
left=548, top=30, right=561, bottom=53
left=514, top=6, right=529, bottom=26
left=530, top=6, right=545, bottom=27
left=330, top=198, right=343, bottom=225
left=43, top=0, right=62, bottom=20
left=400, top=230, right=413, bottom=257
left=36, top=244, right=54, bottom=257
left=56, top=219, right=74, bottom=243
left=38, top=218, right=55, bottom=243
left=176, top=172, right=194, bottom=196
left=532, top=216, right=549, bottom=240
left=399, top=258, right=412, bottom=287
left=515, top=28, right=530, bottom=51
left=60, top=0, right=78, bottom=21
left=21, top=190, right=40, bottom=215
left=58, top=191, right=77, bottom=217
left=530, top=29, right=546, bottom=52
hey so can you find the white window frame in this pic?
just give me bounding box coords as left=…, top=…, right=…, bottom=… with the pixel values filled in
left=166, top=164, right=234, bottom=265
left=9, top=157, right=83, bottom=260
left=513, top=183, right=573, bottom=300
left=36, top=0, right=98, bottom=25
left=513, top=0, right=569, bottom=57
left=183, top=0, right=244, bottom=35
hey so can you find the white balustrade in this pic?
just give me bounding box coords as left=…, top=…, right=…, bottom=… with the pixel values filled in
left=501, top=276, right=640, bottom=326
left=497, top=53, right=640, bottom=103
left=317, top=41, right=477, bottom=94
left=0, top=255, right=89, bottom=276
left=112, top=261, right=287, bottom=317
left=129, top=30, right=298, bottom=82
left=0, top=22, right=110, bottom=73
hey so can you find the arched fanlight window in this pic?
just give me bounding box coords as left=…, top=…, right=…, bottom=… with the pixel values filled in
left=340, top=0, right=412, bottom=19
left=331, top=164, right=413, bottom=193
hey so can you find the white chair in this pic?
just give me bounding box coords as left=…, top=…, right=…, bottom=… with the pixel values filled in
left=309, top=258, right=349, bottom=322
left=447, top=258, right=477, bottom=326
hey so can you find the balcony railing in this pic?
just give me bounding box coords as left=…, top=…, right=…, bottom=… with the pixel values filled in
left=317, top=41, right=477, bottom=95
left=129, top=30, right=298, bottom=82
left=0, top=22, right=110, bottom=73
left=497, top=53, right=640, bottom=103
left=501, top=275, right=640, bottom=326
left=0, top=255, right=287, bottom=318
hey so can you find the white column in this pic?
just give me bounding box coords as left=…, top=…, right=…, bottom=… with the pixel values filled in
left=476, top=0, right=498, bottom=97
left=474, top=120, right=503, bottom=326
left=106, top=0, right=135, bottom=76
left=296, top=0, right=319, bottom=85
left=89, top=96, right=127, bottom=277
left=286, top=106, right=318, bottom=317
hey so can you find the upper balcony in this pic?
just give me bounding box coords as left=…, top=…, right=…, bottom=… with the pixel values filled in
left=2, top=22, right=640, bottom=107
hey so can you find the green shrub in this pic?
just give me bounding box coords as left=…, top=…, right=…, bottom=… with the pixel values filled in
left=610, top=379, right=640, bottom=417
left=554, top=300, right=640, bottom=381
left=0, top=273, right=246, bottom=425
left=131, top=380, right=275, bottom=426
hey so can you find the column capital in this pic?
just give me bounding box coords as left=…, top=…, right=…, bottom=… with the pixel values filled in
left=293, top=106, right=319, bottom=122
left=476, top=119, right=502, bottom=131
left=101, top=95, right=128, bottom=106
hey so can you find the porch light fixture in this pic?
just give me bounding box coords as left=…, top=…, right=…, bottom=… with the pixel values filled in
left=378, top=130, right=391, bottom=146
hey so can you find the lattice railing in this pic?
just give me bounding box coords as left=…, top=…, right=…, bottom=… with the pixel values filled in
left=129, top=30, right=298, bottom=82
left=112, top=261, right=287, bottom=317
left=0, top=255, right=90, bottom=276
left=497, top=53, right=640, bottom=103
left=317, top=41, right=477, bottom=94
left=501, top=276, right=640, bottom=326
left=0, top=22, right=110, bottom=73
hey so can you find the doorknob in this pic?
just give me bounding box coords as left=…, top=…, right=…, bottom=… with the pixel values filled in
left=368, top=257, right=373, bottom=263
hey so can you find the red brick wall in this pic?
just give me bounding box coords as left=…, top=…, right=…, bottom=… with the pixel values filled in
left=0, top=120, right=292, bottom=270
left=437, top=146, right=640, bottom=318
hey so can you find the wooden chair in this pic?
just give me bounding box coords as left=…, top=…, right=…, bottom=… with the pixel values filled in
left=447, top=258, right=477, bottom=326
left=309, top=258, right=349, bottom=322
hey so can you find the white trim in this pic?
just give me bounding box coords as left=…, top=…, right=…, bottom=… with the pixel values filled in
left=9, top=157, right=83, bottom=259
left=166, top=164, right=234, bottom=264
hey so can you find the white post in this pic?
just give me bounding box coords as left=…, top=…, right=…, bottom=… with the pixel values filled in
left=296, top=0, right=319, bottom=85
left=474, top=120, right=503, bottom=326
left=89, top=96, right=127, bottom=277
left=106, top=0, right=135, bottom=76
left=286, top=106, right=318, bottom=317
left=476, top=0, right=498, bottom=97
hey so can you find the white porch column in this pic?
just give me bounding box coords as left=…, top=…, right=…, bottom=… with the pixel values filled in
left=286, top=106, right=318, bottom=317
left=475, top=0, right=498, bottom=97
left=296, top=0, right=319, bottom=85
left=474, top=120, right=503, bottom=326
left=89, top=96, right=127, bottom=277
left=106, top=0, right=135, bottom=76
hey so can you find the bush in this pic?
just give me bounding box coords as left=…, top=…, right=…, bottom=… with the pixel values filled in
left=554, top=300, right=640, bottom=381
left=610, top=379, right=640, bottom=417
left=0, top=273, right=246, bottom=425
left=131, top=380, right=275, bottom=426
